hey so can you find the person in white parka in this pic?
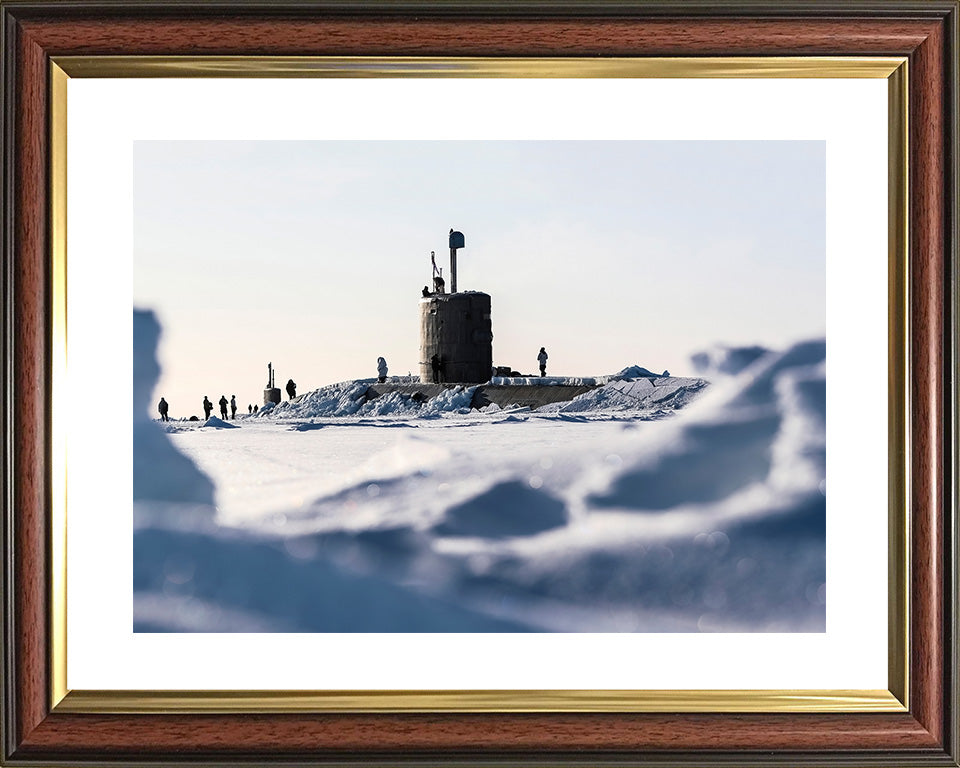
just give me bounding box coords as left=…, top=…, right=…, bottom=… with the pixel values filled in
left=537, top=347, right=548, bottom=377
left=377, top=356, right=388, bottom=383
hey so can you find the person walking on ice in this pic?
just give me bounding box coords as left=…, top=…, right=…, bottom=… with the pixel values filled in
left=203, top=396, right=213, bottom=420
left=219, top=395, right=229, bottom=420
left=377, top=356, right=388, bottom=383
left=158, top=397, right=169, bottom=422
left=537, top=347, right=548, bottom=377
left=230, top=395, right=237, bottom=420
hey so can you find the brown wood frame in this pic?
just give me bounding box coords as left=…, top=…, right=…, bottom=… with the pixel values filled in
left=1, top=1, right=957, bottom=765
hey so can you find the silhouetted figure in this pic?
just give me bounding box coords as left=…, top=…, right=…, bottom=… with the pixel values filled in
left=158, top=397, right=169, bottom=422
left=219, top=395, right=228, bottom=420
left=253, top=404, right=258, bottom=414
left=230, top=395, right=237, bottom=420
left=422, top=285, right=430, bottom=298
left=431, top=353, right=442, bottom=384
left=377, top=356, right=388, bottom=383
left=286, top=379, right=297, bottom=400
left=203, top=396, right=213, bottom=420
left=538, top=347, right=548, bottom=377
left=248, top=404, right=252, bottom=414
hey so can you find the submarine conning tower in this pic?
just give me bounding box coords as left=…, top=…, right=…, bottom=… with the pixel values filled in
left=418, top=229, right=493, bottom=384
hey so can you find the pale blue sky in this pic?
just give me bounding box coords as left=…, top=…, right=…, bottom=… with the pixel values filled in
left=134, top=140, right=824, bottom=419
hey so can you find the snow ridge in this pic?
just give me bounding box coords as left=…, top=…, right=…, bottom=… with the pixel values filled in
left=556, top=376, right=707, bottom=414
left=133, top=310, right=825, bottom=633
left=254, top=374, right=706, bottom=420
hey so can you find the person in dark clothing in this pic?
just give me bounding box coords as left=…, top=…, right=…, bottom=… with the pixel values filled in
left=430, top=353, right=442, bottom=384
left=158, top=397, right=169, bottom=422
left=286, top=379, right=297, bottom=400
left=422, top=285, right=430, bottom=297
left=230, top=395, right=237, bottom=419
left=537, top=347, right=548, bottom=377
left=202, top=396, right=213, bottom=420
left=219, top=395, right=228, bottom=420
left=253, top=404, right=258, bottom=414
left=248, top=404, right=252, bottom=414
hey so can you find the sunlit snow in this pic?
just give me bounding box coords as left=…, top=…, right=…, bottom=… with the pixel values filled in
left=134, top=310, right=825, bottom=633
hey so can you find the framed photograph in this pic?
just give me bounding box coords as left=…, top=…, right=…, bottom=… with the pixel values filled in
left=2, top=1, right=957, bottom=765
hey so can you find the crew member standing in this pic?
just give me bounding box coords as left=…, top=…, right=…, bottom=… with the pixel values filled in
left=230, top=395, right=237, bottom=420
left=158, top=397, right=169, bottom=422
left=377, top=356, right=388, bottom=383
left=537, top=347, right=548, bottom=377
left=219, top=395, right=229, bottom=420
left=203, top=396, right=213, bottom=420
left=286, top=378, right=297, bottom=400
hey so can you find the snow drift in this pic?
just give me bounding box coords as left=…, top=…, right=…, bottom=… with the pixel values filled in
left=134, top=310, right=825, bottom=632
left=133, top=310, right=215, bottom=506
left=552, top=376, right=706, bottom=414
left=254, top=373, right=706, bottom=421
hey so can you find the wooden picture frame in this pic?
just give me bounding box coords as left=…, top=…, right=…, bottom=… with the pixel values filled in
left=2, top=1, right=957, bottom=765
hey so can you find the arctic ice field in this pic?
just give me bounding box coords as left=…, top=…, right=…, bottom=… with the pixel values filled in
left=133, top=311, right=826, bottom=633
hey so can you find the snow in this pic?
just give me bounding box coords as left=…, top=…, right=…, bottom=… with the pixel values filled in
left=257, top=380, right=370, bottom=419
left=432, top=481, right=568, bottom=539
left=133, top=311, right=215, bottom=507
left=420, top=385, right=477, bottom=414
left=255, top=382, right=480, bottom=420
left=550, top=376, right=706, bottom=414
left=134, top=309, right=825, bottom=633
left=253, top=372, right=704, bottom=421
left=612, top=365, right=660, bottom=379
left=690, top=344, right=768, bottom=376
left=201, top=416, right=238, bottom=429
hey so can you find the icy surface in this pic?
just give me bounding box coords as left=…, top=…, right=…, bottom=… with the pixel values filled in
left=255, top=372, right=705, bottom=421
left=255, top=382, right=481, bottom=420
left=690, top=345, right=768, bottom=377
left=201, top=416, right=238, bottom=429
left=134, top=311, right=825, bottom=633
left=552, top=376, right=706, bottom=414
left=611, top=365, right=660, bottom=379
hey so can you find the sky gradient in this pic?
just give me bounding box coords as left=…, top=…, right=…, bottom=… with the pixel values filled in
left=134, top=140, right=825, bottom=419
